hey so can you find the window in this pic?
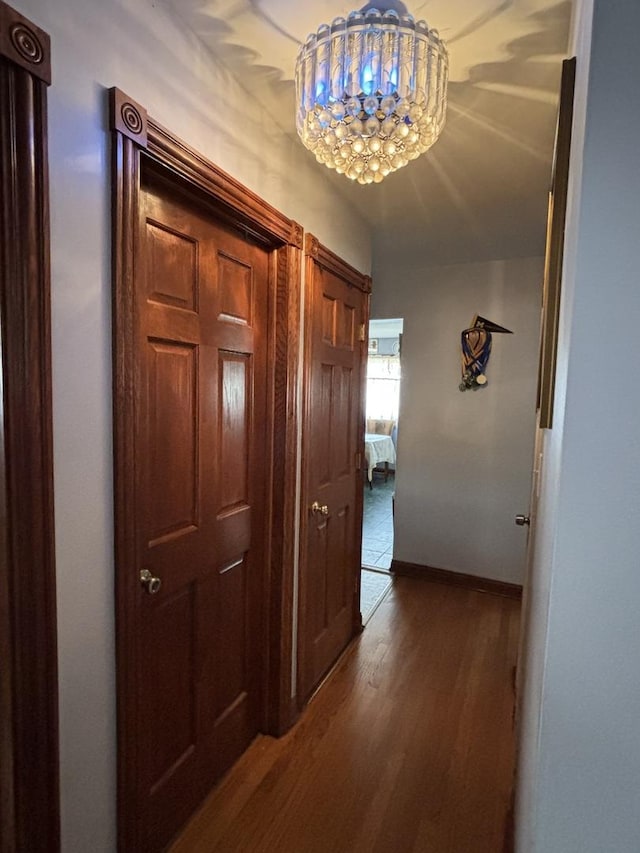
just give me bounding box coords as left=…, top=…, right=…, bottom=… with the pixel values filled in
left=366, top=354, right=401, bottom=421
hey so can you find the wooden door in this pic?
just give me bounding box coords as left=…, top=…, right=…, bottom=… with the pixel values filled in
left=130, top=170, right=270, bottom=850
left=298, top=236, right=370, bottom=703
left=112, top=95, right=303, bottom=853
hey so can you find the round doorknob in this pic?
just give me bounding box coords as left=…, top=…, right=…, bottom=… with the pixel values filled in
left=515, top=514, right=530, bottom=527
left=140, top=568, right=162, bottom=594
left=310, top=501, right=329, bottom=516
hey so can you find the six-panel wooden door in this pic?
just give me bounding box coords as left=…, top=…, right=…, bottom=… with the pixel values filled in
left=133, top=172, right=270, bottom=850
left=298, top=237, right=370, bottom=703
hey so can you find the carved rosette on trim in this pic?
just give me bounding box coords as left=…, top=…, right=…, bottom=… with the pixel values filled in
left=0, top=1, right=51, bottom=83
left=289, top=221, right=303, bottom=250
left=305, top=234, right=320, bottom=258
left=109, top=87, right=148, bottom=148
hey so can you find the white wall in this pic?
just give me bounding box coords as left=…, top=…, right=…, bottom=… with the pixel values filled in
left=10, top=1, right=372, bottom=850
left=372, top=256, right=542, bottom=584
left=516, top=0, right=640, bottom=850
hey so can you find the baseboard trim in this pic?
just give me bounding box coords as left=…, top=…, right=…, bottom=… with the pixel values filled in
left=390, top=560, right=522, bottom=600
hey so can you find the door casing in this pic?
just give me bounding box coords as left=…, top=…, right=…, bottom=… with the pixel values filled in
left=0, top=5, right=59, bottom=852
left=110, top=87, right=302, bottom=851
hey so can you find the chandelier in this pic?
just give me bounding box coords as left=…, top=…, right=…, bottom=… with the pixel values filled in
left=295, top=7, right=448, bottom=185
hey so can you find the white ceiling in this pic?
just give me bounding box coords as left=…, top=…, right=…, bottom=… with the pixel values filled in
left=166, top=0, right=572, bottom=265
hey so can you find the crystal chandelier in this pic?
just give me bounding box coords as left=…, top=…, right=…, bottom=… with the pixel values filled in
left=295, top=7, right=448, bottom=185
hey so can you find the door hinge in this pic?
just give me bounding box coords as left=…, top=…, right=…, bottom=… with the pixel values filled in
left=358, top=323, right=366, bottom=342
left=355, top=451, right=362, bottom=470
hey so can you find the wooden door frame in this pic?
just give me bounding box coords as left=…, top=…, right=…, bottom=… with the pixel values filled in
left=109, top=88, right=302, bottom=851
left=537, top=57, right=576, bottom=428
left=297, top=233, right=371, bottom=707
left=0, top=4, right=59, bottom=851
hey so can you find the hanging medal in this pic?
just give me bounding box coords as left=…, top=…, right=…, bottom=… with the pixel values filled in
left=459, top=314, right=512, bottom=391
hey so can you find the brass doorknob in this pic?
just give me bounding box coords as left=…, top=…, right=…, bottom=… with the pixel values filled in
left=310, top=501, right=329, bottom=516
left=140, top=568, right=162, bottom=594
left=515, top=514, right=530, bottom=527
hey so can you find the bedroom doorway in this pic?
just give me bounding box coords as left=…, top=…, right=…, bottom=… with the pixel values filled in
left=360, top=318, right=403, bottom=623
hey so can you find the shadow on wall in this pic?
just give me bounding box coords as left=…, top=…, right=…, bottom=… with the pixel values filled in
left=372, top=0, right=573, bottom=264
left=156, top=0, right=571, bottom=265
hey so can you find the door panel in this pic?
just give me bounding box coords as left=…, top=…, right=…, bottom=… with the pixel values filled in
left=218, top=353, right=251, bottom=511
left=147, top=340, right=198, bottom=542
left=134, top=174, right=269, bottom=851
left=142, top=584, right=197, bottom=792
left=146, top=221, right=198, bottom=309
left=299, top=239, right=369, bottom=703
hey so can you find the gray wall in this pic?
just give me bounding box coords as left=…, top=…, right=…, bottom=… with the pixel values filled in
left=517, top=0, right=640, bottom=849
left=12, top=0, right=372, bottom=849
left=372, top=256, right=542, bottom=584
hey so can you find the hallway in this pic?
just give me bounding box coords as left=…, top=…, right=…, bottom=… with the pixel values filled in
left=171, top=576, right=520, bottom=853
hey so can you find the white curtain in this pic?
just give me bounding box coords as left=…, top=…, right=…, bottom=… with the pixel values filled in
left=366, top=355, right=401, bottom=421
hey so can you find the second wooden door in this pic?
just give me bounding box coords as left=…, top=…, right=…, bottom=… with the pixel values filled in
left=298, top=237, right=370, bottom=704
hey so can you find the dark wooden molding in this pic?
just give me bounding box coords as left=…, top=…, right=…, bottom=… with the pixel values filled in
left=296, top=250, right=316, bottom=707
left=147, top=119, right=302, bottom=248
left=306, top=233, right=319, bottom=258
left=111, top=121, right=142, bottom=853
left=355, top=287, right=371, bottom=630
left=0, top=6, right=59, bottom=851
left=289, top=220, right=303, bottom=250
left=390, top=560, right=523, bottom=600
left=109, top=87, right=147, bottom=148
left=0, top=1, right=51, bottom=84
left=111, top=90, right=301, bottom=847
left=304, top=233, right=371, bottom=294
left=538, top=57, right=576, bottom=428
left=265, top=242, right=302, bottom=735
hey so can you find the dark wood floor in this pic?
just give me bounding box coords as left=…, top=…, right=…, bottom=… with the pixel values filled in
left=170, top=576, right=520, bottom=853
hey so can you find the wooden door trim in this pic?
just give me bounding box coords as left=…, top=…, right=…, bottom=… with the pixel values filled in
left=0, top=4, right=59, bottom=851
left=297, top=234, right=370, bottom=706
left=537, top=57, right=576, bottom=429
left=305, top=234, right=372, bottom=294
left=110, top=87, right=301, bottom=850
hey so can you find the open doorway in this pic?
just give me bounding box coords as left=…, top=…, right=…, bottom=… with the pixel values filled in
left=360, top=318, right=403, bottom=622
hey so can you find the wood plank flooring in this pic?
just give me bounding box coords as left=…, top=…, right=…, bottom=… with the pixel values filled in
left=170, top=576, right=520, bottom=853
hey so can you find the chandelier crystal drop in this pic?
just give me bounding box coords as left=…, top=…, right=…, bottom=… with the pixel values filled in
left=295, top=8, right=449, bottom=185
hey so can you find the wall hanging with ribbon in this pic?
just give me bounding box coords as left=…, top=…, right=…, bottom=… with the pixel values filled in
left=459, top=314, right=513, bottom=391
